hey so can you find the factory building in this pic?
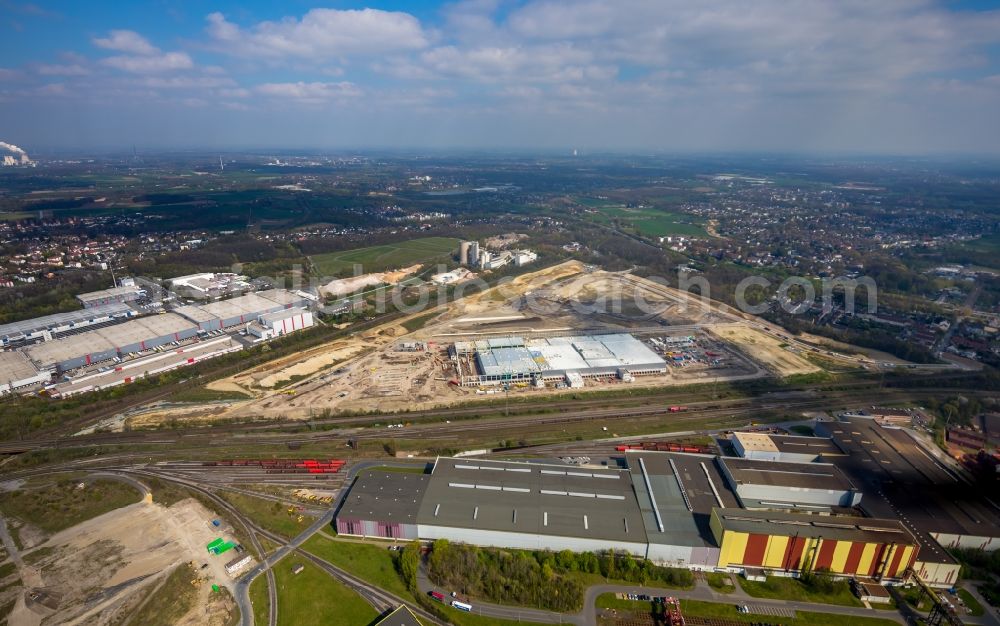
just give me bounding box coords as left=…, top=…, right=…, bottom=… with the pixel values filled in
left=248, top=308, right=314, bottom=339
left=0, top=351, right=49, bottom=395
left=459, top=241, right=472, bottom=265
left=23, top=313, right=198, bottom=372
left=335, top=471, right=428, bottom=540
left=717, top=457, right=862, bottom=511
left=76, top=285, right=145, bottom=308
left=334, top=451, right=925, bottom=584
left=175, top=289, right=310, bottom=331
left=414, top=457, right=650, bottom=556
left=626, top=451, right=738, bottom=568
left=730, top=432, right=844, bottom=463
left=455, top=334, right=667, bottom=386
left=710, top=508, right=918, bottom=580
left=0, top=303, right=135, bottom=347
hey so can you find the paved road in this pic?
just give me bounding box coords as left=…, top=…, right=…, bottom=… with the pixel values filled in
left=417, top=566, right=914, bottom=626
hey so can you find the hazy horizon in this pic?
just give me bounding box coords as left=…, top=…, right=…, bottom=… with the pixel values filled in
left=3, top=1, right=1000, bottom=155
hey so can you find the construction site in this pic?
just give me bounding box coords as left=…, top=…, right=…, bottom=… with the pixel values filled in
left=122, top=261, right=834, bottom=427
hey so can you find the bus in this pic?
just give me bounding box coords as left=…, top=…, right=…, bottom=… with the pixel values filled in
left=451, top=601, right=472, bottom=612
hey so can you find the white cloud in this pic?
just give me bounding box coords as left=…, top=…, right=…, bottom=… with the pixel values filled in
left=93, top=30, right=159, bottom=56
left=418, top=43, right=614, bottom=83
left=205, top=9, right=428, bottom=59
left=37, top=63, right=89, bottom=76
left=102, top=52, right=193, bottom=73
left=138, top=75, right=236, bottom=89
left=255, top=81, right=362, bottom=104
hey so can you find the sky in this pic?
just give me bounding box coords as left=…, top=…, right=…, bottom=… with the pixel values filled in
left=2, top=0, right=1000, bottom=154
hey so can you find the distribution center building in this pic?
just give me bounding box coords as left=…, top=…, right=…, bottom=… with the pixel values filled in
left=455, top=333, right=667, bottom=385
left=0, top=351, right=49, bottom=394
left=76, top=285, right=145, bottom=308
left=175, top=289, right=310, bottom=331
left=0, top=303, right=135, bottom=347
left=23, top=313, right=198, bottom=372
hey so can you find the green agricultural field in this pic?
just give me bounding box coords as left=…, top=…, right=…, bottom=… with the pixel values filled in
left=0, top=478, right=142, bottom=535
left=310, top=236, right=460, bottom=276
left=576, top=199, right=707, bottom=237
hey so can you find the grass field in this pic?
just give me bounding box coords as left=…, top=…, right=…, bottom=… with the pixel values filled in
left=310, top=237, right=459, bottom=276
left=577, top=199, right=707, bottom=237
left=738, top=575, right=863, bottom=607
left=0, top=478, right=142, bottom=534
left=272, top=556, right=377, bottom=626
left=128, top=563, right=200, bottom=626
left=705, top=572, right=735, bottom=593
left=249, top=574, right=269, bottom=626
left=217, top=492, right=315, bottom=540
left=302, top=535, right=413, bottom=600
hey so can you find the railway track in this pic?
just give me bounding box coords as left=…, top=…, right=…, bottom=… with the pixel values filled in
left=0, top=376, right=969, bottom=455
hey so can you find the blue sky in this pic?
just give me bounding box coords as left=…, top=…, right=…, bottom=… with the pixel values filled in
left=2, top=0, right=1000, bottom=153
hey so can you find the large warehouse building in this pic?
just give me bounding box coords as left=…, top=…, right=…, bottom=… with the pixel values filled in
left=334, top=450, right=922, bottom=582
left=0, top=303, right=135, bottom=347
left=453, top=333, right=667, bottom=385
left=23, top=313, right=199, bottom=372
left=76, top=285, right=145, bottom=308
left=0, top=351, right=49, bottom=395
left=717, top=457, right=862, bottom=511
left=175, top=289, right=310, bottom=331
left=335, top=471, right=429, bottom=539
left=414, top=457, right=650, bottom=556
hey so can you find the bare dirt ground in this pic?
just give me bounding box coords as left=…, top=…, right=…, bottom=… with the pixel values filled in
left=707, top=324, right=820, bottom=376
left=5, top=498, right=243, bottom=626
left=319, top=263, right=421, bottom=297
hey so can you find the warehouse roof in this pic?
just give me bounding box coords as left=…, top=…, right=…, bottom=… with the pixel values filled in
left=733, top=432, right=842, bottom=457
left=711, top=508, right=917, bottom=545
left=77, top=285, right=143, bottom=303
left=720, top=457, right=857, bottom=492
left=474, top=333, right=666, bottom=378
left=174, top=305, right=217, bottom=323
left=261, top=307, right=308, bottom=323
left=23, top=313, right=196, bottom=367
left=0, top=303, right=133, bottom=339
left=416, top=458, right=647, bottom=545
left=336, top=471, right=429, bottom=525
left=626, top=451, right=739, bottom=547
left=0, top=350, right=42, bottom=383
left=256, top=288, right=303, bottom=306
